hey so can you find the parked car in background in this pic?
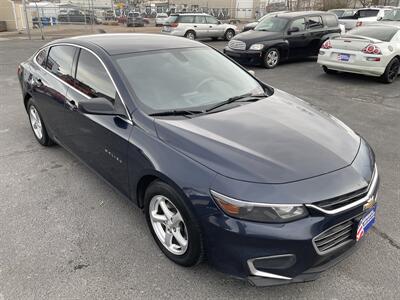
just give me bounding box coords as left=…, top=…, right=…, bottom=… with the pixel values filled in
left=18, top=33, right=379, bottom=286
left=155, top=13, right=168, bottom=26
left=328, top=8, right=357, bottom=19
left=58, top=10, right=96, bottom=24
left=318, top=25, right=400, bottom=83
left=242, top=11, right=289, bottom=32
left=369, top=8, right=400, bottom=26
left=127, top=12, right=145, bottom=27
left=224, top=11, right=341, bottom=68
left=162, top=13, right=237, bottom=40
left=338, top=7, right=392, bottom=31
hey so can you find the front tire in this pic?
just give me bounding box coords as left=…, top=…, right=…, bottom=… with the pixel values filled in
left=380, top=57, right=400, bottom=83
left=263, top=48, right=280, bottom=69
left=27, top=100, right=53, bottom=146
left=144, top=180, right=204, bottom=267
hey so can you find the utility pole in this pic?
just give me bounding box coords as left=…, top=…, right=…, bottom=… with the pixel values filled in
left=22, top=0, right=31, bottom=40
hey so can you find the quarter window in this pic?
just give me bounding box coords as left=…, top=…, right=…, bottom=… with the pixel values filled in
left=290, top=18, right=306, bottom=32
left=35, top=48, right=48, bottom=66
left=75, top=49, right=116, bottom=101
left=46, top=45, right=76, bottom=85
left=307, top=16, right=323, bottom=29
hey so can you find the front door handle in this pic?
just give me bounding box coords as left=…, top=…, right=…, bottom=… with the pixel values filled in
left=66, top=99, right=78, bottom=111
left=194, top=25, right=197, bottom=28
left=209, top=26, right=213, bottom=28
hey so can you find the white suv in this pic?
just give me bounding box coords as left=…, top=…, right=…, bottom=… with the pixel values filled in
left=162, top=13, right=238, bottom=40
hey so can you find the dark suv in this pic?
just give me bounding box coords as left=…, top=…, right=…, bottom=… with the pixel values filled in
left=224, top=11, right=342, bottom=68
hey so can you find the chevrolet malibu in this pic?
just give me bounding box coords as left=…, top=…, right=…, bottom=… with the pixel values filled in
left=18, top=34, right=379, bottom=286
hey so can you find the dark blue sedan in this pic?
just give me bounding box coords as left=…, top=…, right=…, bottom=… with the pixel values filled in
left=18, top=34, right=379, bottom=286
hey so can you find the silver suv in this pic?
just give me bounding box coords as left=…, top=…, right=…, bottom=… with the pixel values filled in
left=162, top=13, right=238, bottom=40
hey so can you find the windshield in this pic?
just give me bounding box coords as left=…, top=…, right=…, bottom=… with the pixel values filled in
left=383, top=9, right=400, bottom=21
left=115, top=48, right=265, bottom=113
left=255, top=17, right=288, bottom=32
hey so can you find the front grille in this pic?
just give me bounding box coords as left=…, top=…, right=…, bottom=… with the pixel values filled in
left=314, top=187, right=369, bottom=211
left=228, top=40, right=246, bottom=50
left=314, top=220, right=354, bottom=254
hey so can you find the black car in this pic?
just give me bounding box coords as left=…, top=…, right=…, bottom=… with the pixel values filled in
left=224, top=11, right=341, bottom=68
left=58, top=10, right=96, bottom=24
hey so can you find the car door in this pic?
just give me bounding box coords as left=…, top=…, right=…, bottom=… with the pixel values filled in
left=206, top=15, right=223, bottom=38
left=192, top=15, right=208, bottom=38
left=62, top=48, right=132, bottom=196
left=31, top=45, right=76, bottom=139
left=286, top=17, right=309, bottom=57
left=306, top=15, right=325, bottom=55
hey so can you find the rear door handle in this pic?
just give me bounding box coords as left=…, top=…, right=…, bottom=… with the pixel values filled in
left=194, top=25, right=197, bottom=28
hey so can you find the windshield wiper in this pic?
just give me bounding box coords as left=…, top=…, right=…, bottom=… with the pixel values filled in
left=205, top=93, right=267, bottom=113
left=149, top=109, right=204, bottom=117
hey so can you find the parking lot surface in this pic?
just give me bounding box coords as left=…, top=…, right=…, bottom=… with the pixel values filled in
left=0, top=38, right=399, bottom=299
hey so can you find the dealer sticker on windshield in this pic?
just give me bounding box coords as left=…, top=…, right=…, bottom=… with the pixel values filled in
left=356, top=206, right=376, bottom=241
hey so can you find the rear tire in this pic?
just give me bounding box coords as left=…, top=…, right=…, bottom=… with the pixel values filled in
left=380, top=57, right=400, bottom=83
left=184, top=30, right=196, bottom=40
left=27, top=99, right=54, bottom=146
left=144, top=180, right=204, bottom=267
left=322, top=65, right=337, bottom=74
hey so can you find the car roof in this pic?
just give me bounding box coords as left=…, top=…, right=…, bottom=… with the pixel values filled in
left=171, top=13, right=210, bottom=16
left=53, top=33, right=206, bottom=55
left=276, top=11, right=334, bottom=18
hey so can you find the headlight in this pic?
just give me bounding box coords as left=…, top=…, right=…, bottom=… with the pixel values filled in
left=211, top=191, right=308, bottom=223
left=249, top=43, right=264, bottom=51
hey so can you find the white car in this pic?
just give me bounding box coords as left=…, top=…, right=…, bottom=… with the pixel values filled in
left=155, top=13, right=168, bottom=26
left=317, top=25, right=400, bottom=83
left=339, top=7, right=393, bottom=31
left=162, top=13, right=238, bottom=41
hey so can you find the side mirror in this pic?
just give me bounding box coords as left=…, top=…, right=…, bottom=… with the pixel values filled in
left=217, top=20, right=221, bottom=24
left=377, top=16, right=383, bottom=21
left=288, top=26, right=300, bottom=34
left=78, top=97, right=116, bottom=115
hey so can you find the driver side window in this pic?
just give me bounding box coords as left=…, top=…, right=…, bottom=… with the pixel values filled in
left=290, top=18, right=306, bottom=32
left=206, top=16, right=219, bottom=25
left=74, top=49, right=116, bottom=102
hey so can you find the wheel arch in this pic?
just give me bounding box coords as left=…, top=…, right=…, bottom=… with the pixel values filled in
left=263, top=41, right=289, bottom=60
left=24, top=92, right=32, bottom=110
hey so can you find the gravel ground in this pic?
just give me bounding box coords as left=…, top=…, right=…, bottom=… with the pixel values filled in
left=0, top=37, right=399, bottom=299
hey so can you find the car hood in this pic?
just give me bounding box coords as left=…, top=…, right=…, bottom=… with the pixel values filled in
left=155, top=89, right=360, bottom=184
left=233, top=30, right=283, bottom=45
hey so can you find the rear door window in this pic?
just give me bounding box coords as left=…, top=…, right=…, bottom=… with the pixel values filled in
left=194, top=16, right=206, bottom=24
left=358, top=9, right=379, bottom=18
left=46, top=45, right=76, bottom=84
left=307, top=16, right=323, bottom=29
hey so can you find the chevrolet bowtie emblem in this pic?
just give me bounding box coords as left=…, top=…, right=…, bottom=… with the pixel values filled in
left=363, top=197, right=377, bottom=211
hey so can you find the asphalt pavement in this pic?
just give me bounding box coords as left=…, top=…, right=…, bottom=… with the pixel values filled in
left=0, top=37, right=399, bottom=299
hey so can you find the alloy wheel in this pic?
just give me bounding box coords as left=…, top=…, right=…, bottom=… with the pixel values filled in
left=225, top=30, right=234, bottom=41
left=29, top=106, right=43, bottom=140
left=265, top=50, right=279, bottom=68
left=186, top=32, right=195, bottom=40
left=149, top=195, right=189, bottom=255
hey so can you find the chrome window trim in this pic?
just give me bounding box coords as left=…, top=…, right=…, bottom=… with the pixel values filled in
left=305, top=164, right=378, bottom=215
left=247, top=256, right=292, bottom=280
left=210, top=190, right=304, bottom=208
left=33, top=43, right=133, bottom=124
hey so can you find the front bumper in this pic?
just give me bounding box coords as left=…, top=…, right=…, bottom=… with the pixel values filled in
left=223, top=47, right=263, bottom=66
left=200, top=169, right=379, bottom=286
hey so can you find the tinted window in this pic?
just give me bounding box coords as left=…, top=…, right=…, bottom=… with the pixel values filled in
left=255, top=17, right=289, bottom=32
left=46, top=46, right=76, bottom=84
left=35, top=48, right=47, bottom=66
left=194, top=15, right=206, bottom=23
left=206, top=16, right=219, bottom=24
left=347, top=27, right=398, bottom=42
left=290, top=18, right=306, bottom=31
left=75, top=49, right=116, bottom=101
left=323, top=14, right=338, bottom=27
left=307, top=16, right=323, bottom=29
left=178, top=15, right=194, bottom=23
left=358, top=9, right=379, bottom=18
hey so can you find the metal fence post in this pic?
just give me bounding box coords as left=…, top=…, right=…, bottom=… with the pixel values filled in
left=22, top=0, right=31, bottom=40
